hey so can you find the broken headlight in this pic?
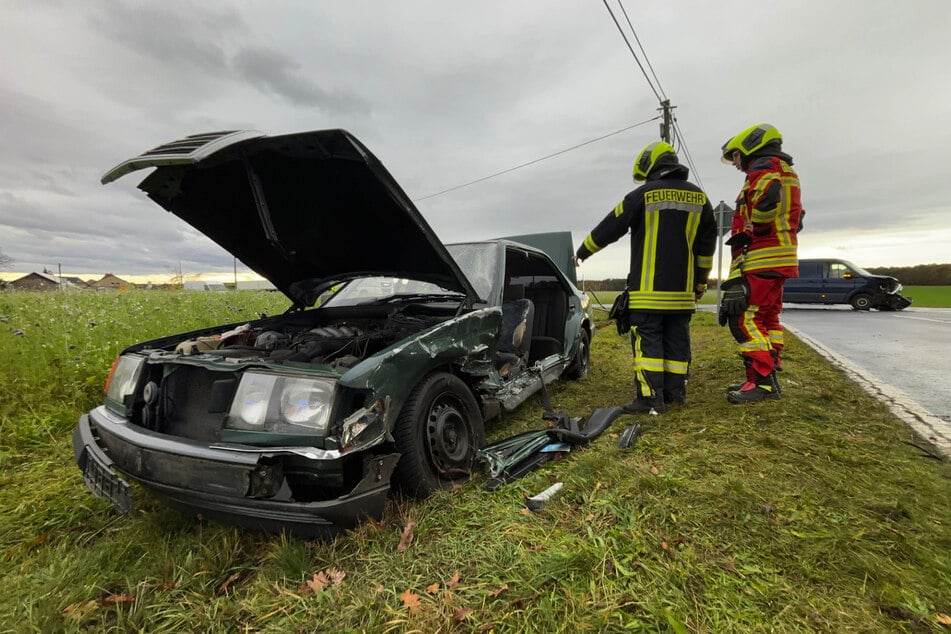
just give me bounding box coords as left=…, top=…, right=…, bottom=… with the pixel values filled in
left=104, top=354, right=145, bottom=415
left=226, top=372, right=335, bottom=435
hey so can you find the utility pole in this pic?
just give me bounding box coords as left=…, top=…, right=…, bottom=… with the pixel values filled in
left=659, top=99, right=674, bottom=144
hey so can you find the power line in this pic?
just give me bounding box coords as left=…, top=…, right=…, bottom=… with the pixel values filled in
left=600, top=0, right=662, bottom=102
left=603, top=1, right=707, bottom=190
left=414, top=116, right=660, bottom=202
left=618, top=0, right=668, bottom=102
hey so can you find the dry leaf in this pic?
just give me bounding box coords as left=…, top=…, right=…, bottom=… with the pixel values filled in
left=453, top=608, right=473, bottom=622
left=400, top=588, right=421, bottom=612
left=489, top=583, right=509, bottom=598
left=650, top=466, right=660, bottom=475
left=446, top=571, right=461, bottom=588
left=396, top=520, right=416, bottom=552
left=546, top=474, right=559, bottom=483
left=426, top=582, right=440, bottom=594
left=63, top=600, right=98, bottom=619
left=101, top=593, right=135, bottom=606
left=937, top=613, right=951, bottom=625
left=324, top=567, right=346, bottom=587
left=584, top=514, right=595, bottom=522
left=519, top=508, right=533, bottom=516
left=217, top=572, right=241, bottom=595
left=661, top=540, right=670, bottom=552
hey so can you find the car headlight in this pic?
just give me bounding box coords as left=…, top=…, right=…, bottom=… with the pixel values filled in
left=104, top=354, right=146, bottom=415
left=226, top=372, right=335, bottom=435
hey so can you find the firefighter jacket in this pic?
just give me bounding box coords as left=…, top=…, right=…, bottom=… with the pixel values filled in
left=729, top=154, right=803, bottom=278
left=576, top=171, right=717, bottom=312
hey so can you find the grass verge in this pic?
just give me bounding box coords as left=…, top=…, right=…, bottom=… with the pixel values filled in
left=1, top=291, right=949, bottom=632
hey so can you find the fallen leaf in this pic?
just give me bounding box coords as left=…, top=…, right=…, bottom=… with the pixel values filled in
left=217, top=572, right=241, bottom=595
left=585, top=514, right=595, bottom=522
left=63, top=600, right=98, bottom=620
left=323, top=567, right=346, bottom=587
left=299, top=567, right=346, bottom=595
left=396, top=520, right=416, bottom=552
left=650, top=466, right=660, bottom=475
left=400, top=588, right=421, bottom=612
left=301, top=572, right=327, bottom=595
left=426, top=582, right=440, bottom=594
left=101, top=593, right=135, bottom=606
left=453, top=608, right=473, bottom=622
left=489, top=583, right=509, bottom=598
left=446, top=571, right=461, bottom=588
left=546, top=474, right=559, bottom=483
left=661, top=540, right=671, bottom=552
left=937, top=613, right=951, bottom=625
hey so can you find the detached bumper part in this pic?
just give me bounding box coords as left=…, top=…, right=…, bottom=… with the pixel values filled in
left=72, top=412, right=399, bottom=537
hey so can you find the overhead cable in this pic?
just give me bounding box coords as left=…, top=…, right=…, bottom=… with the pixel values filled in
left=414, top=116, right=660, bottom=202
left=618, top=1, right=668, bottom=101
left=600, top=0, right=662, bottom=102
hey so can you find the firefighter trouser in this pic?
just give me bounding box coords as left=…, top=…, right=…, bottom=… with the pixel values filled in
left=728, top=273, right=786, bottom=379
left=629, top=311, right=692, bottom=401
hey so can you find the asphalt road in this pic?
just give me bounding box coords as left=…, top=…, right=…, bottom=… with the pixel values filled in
left=780, top=305, right=951, bottom=455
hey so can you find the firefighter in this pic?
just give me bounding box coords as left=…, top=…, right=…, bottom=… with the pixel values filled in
left=719, top=123, right=804, bottom=403
left=575, top=141, right=717, bottom=414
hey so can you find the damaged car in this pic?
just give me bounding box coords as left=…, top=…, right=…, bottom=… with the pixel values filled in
left=72, top=129, right=593, bottom=537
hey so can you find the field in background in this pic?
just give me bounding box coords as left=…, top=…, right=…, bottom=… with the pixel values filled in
left=1, top=290, right=949, bottom=631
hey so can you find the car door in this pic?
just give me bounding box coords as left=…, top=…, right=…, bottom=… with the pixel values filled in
left=784, top=260, right=822, bottom=302
left=821, top=261, right=863, bottom=303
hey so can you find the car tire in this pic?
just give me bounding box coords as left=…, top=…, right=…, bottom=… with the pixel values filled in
left=850, top=293, right=872, bottom=311
left=392, top=372, right=485, bottom=498
left=564, top=328, right=590, bottom=380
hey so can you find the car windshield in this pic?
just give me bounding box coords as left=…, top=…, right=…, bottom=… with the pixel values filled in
left=841, top=260, right=872, bottom=277
left=318, top=276, right=463, bottom=307
left=446, top=242, right=498, bottom=302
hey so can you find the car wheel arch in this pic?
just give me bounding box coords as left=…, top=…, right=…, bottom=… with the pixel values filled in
left=390, top=368, right=486, bottom=498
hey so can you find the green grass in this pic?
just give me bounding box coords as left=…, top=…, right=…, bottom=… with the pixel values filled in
left=903, top=286, right=951, bottom=307
left=1, top=290, right=950, bottom=632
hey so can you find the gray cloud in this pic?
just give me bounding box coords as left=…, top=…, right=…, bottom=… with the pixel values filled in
left=1, top=0, right=949, bottom=283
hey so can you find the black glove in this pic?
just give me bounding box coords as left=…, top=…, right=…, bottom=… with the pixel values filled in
left=717, top=276, right=749, bottom=326
left=725, top=232, right=752, bottom=250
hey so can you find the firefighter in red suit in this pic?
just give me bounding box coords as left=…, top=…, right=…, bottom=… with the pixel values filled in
left=719, top=124, right=803, bottom=403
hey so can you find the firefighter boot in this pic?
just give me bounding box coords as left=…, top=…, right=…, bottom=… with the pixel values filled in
left=727, top=371, right=780, bottom=404
left=624, top=373, right=666, bottom=414
left=726, top=357, right=756, bottom=394
left=622, top=397, right=667, bottom=415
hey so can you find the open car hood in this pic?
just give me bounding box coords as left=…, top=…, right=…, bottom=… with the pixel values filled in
left=103, top=129, right=480, bottom=306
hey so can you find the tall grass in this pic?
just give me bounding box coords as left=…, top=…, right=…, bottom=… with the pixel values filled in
left=1, top=290, right=949, bottom=632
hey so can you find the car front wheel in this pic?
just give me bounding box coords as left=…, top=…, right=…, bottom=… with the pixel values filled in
left=850, top=293, right=872, bottom=311
left=393, top=372, right=485, bottom=498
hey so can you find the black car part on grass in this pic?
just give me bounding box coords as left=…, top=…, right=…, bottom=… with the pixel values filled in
left=477, top=369, right=624, bottom=489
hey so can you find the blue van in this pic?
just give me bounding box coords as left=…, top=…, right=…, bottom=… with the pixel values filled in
left=783, top=258, right=912, bottom=311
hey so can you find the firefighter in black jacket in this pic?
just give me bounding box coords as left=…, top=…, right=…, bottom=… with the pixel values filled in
left=575, top=142, right=717, bottom=413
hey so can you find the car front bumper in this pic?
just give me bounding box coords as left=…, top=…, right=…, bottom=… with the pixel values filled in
left=72, top=407, right=398, bottom=537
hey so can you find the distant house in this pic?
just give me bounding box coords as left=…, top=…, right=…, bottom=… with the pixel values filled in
left=9, top=272, right=61, bottom=291
left=95, top=273, right=134, bottom=291
left=61, top=276, right=91, bottom=289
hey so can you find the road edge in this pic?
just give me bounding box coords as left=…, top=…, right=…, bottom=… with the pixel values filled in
left=784, top=323, right=951, bottom=459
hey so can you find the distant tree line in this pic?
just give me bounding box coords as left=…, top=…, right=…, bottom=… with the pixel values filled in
left=866, top=263, right=951, bottom=285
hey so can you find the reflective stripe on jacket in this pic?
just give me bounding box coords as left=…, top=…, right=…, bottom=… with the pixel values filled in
left=577, top=177, right=717, bottom=312
left=729, top=155, right=803, bottom=277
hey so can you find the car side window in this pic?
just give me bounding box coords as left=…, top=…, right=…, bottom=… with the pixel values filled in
left=828, top=262, right=850, bottom=279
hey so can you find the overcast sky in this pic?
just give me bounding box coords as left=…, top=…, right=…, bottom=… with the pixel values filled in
left=1, top=0, right=949, bottom=284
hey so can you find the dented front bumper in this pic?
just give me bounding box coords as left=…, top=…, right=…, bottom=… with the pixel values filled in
left=72, top=407, right=398, bottom=537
